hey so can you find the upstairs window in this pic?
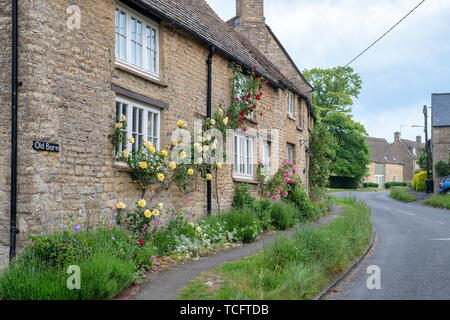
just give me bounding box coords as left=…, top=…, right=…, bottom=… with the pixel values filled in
left=286, top=143, right=294, bottom=164
left=115, top=3, right=159, bottom=79
left=297, top=99, right=302, bottom=128
left=287, top=92, right=294, bottom=116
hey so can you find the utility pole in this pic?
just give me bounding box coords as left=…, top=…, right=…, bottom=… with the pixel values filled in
left=423, top=105, right=432, bottom=193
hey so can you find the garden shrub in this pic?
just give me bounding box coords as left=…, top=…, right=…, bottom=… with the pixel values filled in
left=385, top=182, right=407, bottom=189
left=412, top=171, right=427, bottom=191
left=362, top=182, right=378, bottom=188
left=248, top=198, right=273, bottom=230
left=435, top=160, right=450, bottom=177
left=215, top=209, right=262, bottom=243
left=232, top=183, right=255, bottom=209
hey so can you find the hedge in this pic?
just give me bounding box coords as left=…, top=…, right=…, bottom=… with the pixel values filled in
left=385, top=182, right=407, bottom=189
left=362, top=182, right=379, bottom=188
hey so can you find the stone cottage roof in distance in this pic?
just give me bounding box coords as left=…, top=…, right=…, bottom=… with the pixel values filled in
left=130, top=0, right=315, bottom=116
left=399, top=139, right=424, bottom=160
left=367, top=137, right=403, bottom=165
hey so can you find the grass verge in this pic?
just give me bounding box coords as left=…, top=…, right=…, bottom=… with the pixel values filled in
left=326, top=188, right=381, bottom=193
left=176, top=197, right=372, bottom=300
left=423, top=194, right=450, bottom=210
left=389, top=186, right=416, bottom=203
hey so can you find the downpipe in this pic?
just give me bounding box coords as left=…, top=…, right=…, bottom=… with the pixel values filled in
left=206, top=45, right=215, bottom=215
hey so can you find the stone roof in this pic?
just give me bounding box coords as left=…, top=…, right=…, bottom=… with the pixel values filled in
left=399, top=139, right=424, bottom=160
left=131, top=0, right=315, bottom=116
left=432, top=93, right=450, bottom=127
left=367, top=137, right=403, bottom=164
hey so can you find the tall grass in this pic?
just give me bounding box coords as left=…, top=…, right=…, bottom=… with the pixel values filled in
left=423, top=194, right=450, bottom=210
left=177, top=197, right=373, bottom=300
left=390, top=187, right=416, bottom=203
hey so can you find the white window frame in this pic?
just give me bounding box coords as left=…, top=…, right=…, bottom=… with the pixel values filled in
left=287, top=92, right=294, bottom=116
left=286, top=143, right=294, bottom=164
left=115, top=95, right=161, bottom=155
left=262, top=140, right=271, bottom=171
left=233, top=133, right=255, bottom=179
left=297, top=99, right=302, bottom=128
left=115, top=3, right=160, bottom=80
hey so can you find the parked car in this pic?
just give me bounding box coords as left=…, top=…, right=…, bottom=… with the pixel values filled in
left=439, top=176, right=450, bottom=194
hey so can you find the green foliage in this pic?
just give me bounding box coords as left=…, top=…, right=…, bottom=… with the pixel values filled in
left=247, top=198, right=273, bottom=230
left=423, top=194, right=450, bottom=210
left=385, top=182, right=407, bottom=189
left=232, top=183, right=255, bottom=209
left=259, top=161, right=300, bottom=200
left=215, top=209, right=263, bottom=243
left=362, top=182, right=379, bottom=188
left=285, top=180, right=321, bottom=222
left=418, top=149, right=428, bottom=171
left=435, top=160, right=450, bottom=177
left=177, top=197, right=373, bottom=300
left=390, top=187, right=416, bottom=203
left=412, top=171, right=427, bottom=191
left=303, top=67, right=370, bottom=183
left=269, top=202, right=298, bottom=230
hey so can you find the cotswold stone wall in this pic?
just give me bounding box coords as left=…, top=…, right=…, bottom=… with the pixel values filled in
left=365, top=162, right=404, bottom=188
left=0, top=0, right=313, bottom=265
left=0, top=0, right=12, bottom=268
left=432, top=126, right=450, bottom=192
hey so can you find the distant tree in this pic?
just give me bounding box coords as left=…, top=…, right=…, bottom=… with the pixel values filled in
left=303, top=67, right=370, bottom=183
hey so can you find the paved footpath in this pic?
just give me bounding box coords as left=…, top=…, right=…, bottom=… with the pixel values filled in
left=131, top=206, right=343, bottom=300
left=328, top=191, right=450, bottom=300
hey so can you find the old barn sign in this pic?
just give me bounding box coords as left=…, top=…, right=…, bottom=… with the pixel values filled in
left=32, top=140, right=60, bottom=152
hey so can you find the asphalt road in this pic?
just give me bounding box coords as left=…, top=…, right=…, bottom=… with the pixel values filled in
left=328, top=191, right=450, bottom=300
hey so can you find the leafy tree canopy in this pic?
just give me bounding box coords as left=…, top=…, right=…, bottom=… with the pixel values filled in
left=303, top=67, right=370, bottom=181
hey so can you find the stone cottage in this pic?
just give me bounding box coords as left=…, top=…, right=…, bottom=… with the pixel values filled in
left=0, top=0, right=315, bottom=266
left=431, top=93, right=450, bottom=192
left=392, top=132, right=424, bottom=182
left=365, top=137, right=404, bottom=188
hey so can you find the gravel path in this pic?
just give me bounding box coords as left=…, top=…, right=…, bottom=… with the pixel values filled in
left=131, top=206, right=343, bottom=300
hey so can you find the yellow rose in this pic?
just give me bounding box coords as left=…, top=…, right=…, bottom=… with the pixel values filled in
left=180, top=151, right=186, bottom=159
left=116, top=202, right=126, bottom=209
left=161, top=150, right=168, bottom=157
left=172, top=139, right=179, bottom=146
left=152, top=209, right=160, bottom=216
left=177, top=120, right=186, bottom=128
left=129, top=137, right=135, bottom=144
left=223, top=118, right=229, bottom=125
left=196, top=146, right=203, bottom=153
left=206, top=174, right=212, bottom=180
left=145, top=141, right=153, bottom=149
left=149, top=147, right=156, bottom=154
left=188, top=168, right=194, bottom=175
left=202, top=145, right=209, bottom=152
left=158, top=173, right=165, bottom=181
left=196, top=226, right=202, bottom=232
left=140, top=162, right=147, bottom=169
left=206, top=135, right=212, bottom=141
left=121, top=115, right=127, bottom=122
left=144, top=210, right=152, bottom=218
left=138, top=199, right=146, bottom=208
left=123, top=150, right=129, bottom=158
left=189, top=222, right=195, bottom=227
left=217, top=163, right=222, bottom=169
left=158, top=203, right=163, bottom=209
left=115, top=123, right=123, bottom=129
left=218, top=109, right=223, bottom=115
left=169, top=162, right=176, bottom=169
left=197, top=157, right=203, bottom=164
left=210, top=119, right=216, bottom=125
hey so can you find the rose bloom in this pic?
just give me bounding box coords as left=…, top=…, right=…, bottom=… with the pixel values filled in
left=223, top=118, right=229, bottom=125
left=161, top=150, right=168, bottom=157
left=217, top=163, right=222, bottom=169
left=145, top=141, right=153, bottom=149
left=206, top=174, right=212, bottom=180
left=123, top=150, right=129, bottom=158
left=157, top=173, right=165, bottom=181
left=138, top=199, right=146, bottom=208
left=138, top=238, right=144, bottom=245
left=115, top=123, right=123, bottom=129
left=188, top=168, right=194, bottom=175
left=149, top=147, right=156, bottom=154
left=172, top=139, right=178, bottom=146
left=202, top=145, right=209, bottom=152
left=152, top=209, right=160, bottom=216
left=129, top=137, right=135, bottom=144
left=158, top=203, right=163, bottom=209
left=116, top=202, right=126, bottom=209
left=169, top=162, right=176, bottom=169
left=121, top=115, right=127, bottom=122
left=180, top=151, right=186, bottom=159
left=196, top=226, right=202, bottom=232
left=140, top=162, right=147, bottom=169
left=144, top=210, right=152, bottom=218
left=197, top=157, right=203, bottom=164
left=210, top=119, right=216, bottom=125
left=177, top=120, right=185, bottom=127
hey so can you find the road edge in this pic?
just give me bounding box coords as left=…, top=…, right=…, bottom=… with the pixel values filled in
left=314, top=230, right=376, bottom=300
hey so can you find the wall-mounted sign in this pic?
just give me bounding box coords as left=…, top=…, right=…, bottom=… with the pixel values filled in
left=32, top=140, right=60, bottom=153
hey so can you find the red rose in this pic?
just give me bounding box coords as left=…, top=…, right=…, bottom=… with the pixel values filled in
left=253, top=65, right=257, bottom=70
left=248, top=92, right=251, bottom=98
left=260, top=112, right=263, bottom=116
left=236, top=98, right=240, bottom=101
left=246, top=98, right=249, bottom=102
left=138, top=238, right=144, bottom=246
left=239, top=117, right=243, bottom=122
left=239, top=111, right=244, bottom=116
left=259, top=84, right=262, bottom=89
left=260, top=92, right=263, bottom=96
left=266, top=80, right=269, bottom=84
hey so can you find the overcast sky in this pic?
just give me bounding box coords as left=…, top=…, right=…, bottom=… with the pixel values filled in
left=206, top=0, right=450, bottom=143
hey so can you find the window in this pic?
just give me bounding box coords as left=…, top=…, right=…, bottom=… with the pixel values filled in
left=374, top=164, right=385, bottom=176
left=286, top=143, right=294, bottom=164
left=287, top=92, right=294, bottom=116
left=115, top=96, right=160, bottom=155
left=262, top=141, right=271, bottom=170
left=234, top=133, right=254, bottom=178
left=115, top=4, right=159, bottom=79
left=297, top=99, right=302, bottom=128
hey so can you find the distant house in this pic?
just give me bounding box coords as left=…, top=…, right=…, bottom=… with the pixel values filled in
left=392, top=132, right=424, bottom=182
left=365, top=137, right=404, bottom=188
left=432, top=93, right=450, bottom=192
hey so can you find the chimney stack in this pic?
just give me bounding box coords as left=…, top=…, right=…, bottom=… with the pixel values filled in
left=394, top=132, right=400, bottom=142
left=416, top=136, right=422, bottom=144
left=236, top=0, right=265, bottom=23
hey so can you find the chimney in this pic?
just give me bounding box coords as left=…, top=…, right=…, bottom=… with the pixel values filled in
left=416, top=136, right=422, bottom=144
left=236, top=0, right=265, bottom=23
left=394, top=132, right=400, bottom=142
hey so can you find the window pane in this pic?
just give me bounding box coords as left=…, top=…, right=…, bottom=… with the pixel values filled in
left=147, top=111, right=153, bottom=141
left=120, top=36, right=126, bottom=60
left=153, top=113, right=158, bottom=137
left=138, top=109, right=143, bottom=133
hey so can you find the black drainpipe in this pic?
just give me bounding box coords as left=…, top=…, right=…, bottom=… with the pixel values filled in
left=10, top=0, right=19, bottom=260
left=206, top=45, right=215, bottom=215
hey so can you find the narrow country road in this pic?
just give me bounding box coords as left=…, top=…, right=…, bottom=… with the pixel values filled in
left=328, top=191, right=450, bottom=300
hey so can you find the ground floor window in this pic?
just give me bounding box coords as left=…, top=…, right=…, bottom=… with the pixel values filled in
left=286, top=143, right=294, bottom=164
left=115, top=95, right=160, bottom=154
left=234, top=133, right=254, bottom=179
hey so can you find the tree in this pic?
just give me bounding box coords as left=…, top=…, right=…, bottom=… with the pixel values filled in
left=303, top=67, right=370, bottom=183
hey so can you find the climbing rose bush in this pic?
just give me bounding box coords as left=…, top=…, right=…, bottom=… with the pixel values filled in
left=259, top=160, right=299, bottom=200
